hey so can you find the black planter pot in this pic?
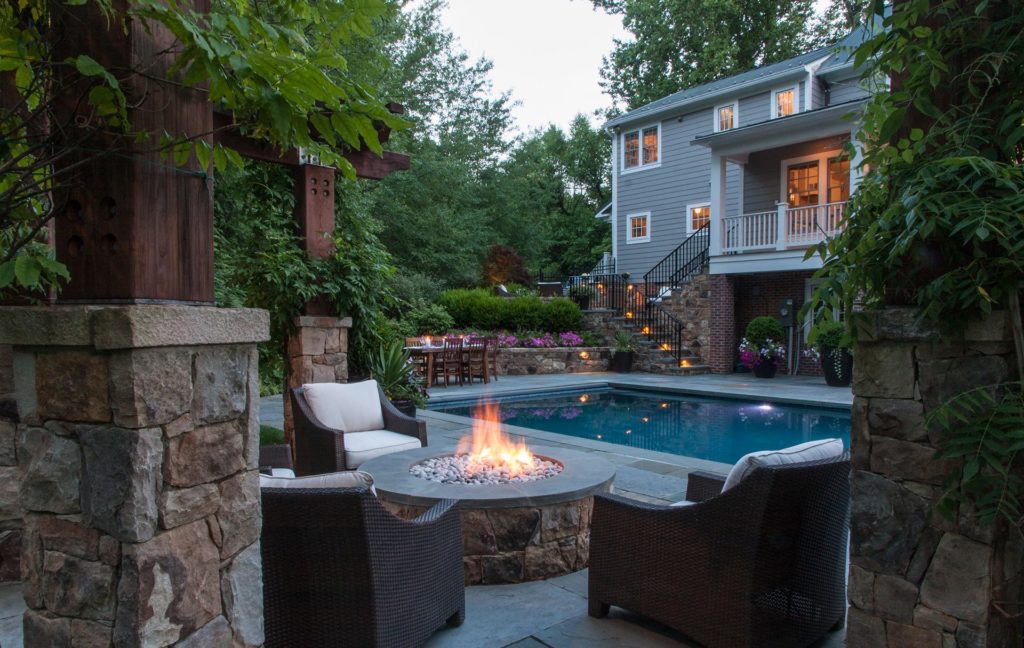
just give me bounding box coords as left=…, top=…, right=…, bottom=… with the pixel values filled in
left=753, top=360, right=777, bottom=379
left=611, top=351, right=634, bottom=373
left=392, top=400, right=418, bottom=418
left=821, top=346, right=853, bottom=387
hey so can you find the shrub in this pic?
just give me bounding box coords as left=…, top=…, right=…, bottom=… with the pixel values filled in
left=401, top=299, right=455, bottom=335
left=260, top=425, right=285, bottom=446
left=813, top=321, right=849, bottom=350
left=745, top=316, right=784, bottom=345
left=541, top=298, right=583, bottom=332
left=481, top=244, right=531, bottom=285
left=390, top=271, right=444, bottom=309
left=438, top=290, right=582, bottom=333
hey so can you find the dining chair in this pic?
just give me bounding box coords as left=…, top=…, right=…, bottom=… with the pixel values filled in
left=462, top=337, right=488, bottom=384
left=432, top=338, right=463, bottom=387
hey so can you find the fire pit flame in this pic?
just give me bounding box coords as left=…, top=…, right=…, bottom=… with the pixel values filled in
left=410, top=402, right=563, bottom=484
left=457, top=402, right=536, bottom=478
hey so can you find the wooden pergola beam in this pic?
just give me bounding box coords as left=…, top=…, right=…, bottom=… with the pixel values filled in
left=211, top=108, right=411, bottom=179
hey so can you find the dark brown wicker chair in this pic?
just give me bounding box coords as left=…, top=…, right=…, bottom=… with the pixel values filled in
left=291, top=383, right=427, bottom=475
left=588, top=454, right=850, bottom=648
left=258, top=444, right=294, bottom=474
left=261, top=487, right=465, bottom=648
left=485, top=336, right=499, bottom=381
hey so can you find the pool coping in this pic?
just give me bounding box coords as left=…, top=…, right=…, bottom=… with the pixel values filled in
left=419, top=409, right=736, bottom=477
left=426, top=375, right=854, bottom=411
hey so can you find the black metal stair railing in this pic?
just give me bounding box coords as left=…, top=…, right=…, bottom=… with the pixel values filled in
left=638, top=223, right=710, bottom=366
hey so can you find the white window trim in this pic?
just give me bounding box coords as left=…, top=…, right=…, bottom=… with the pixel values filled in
left=771, top=85, right=799, bottom=119
left=626, top=211, right=652, bottom=244
left=713, top=101, right=739, bottom=133
left=686, top=201, right=711, bottom=234
left=778, top=149, right=845, bottom=206
left=620, top=123, right=662, bottom=174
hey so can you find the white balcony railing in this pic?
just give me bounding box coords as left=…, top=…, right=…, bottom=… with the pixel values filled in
left=720, top=201, right=847, bottom=254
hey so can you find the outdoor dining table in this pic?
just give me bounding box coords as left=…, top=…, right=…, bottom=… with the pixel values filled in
left=404, top=345, right=443, bottom=385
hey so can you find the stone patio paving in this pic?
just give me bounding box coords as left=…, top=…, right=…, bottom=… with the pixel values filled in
left=0, top=372, right=850, bottom=647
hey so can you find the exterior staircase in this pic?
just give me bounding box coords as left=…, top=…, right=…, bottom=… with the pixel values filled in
left=630, top=223, right=711, bottom=374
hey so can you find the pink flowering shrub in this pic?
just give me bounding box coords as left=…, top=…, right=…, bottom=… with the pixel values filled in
left=738, top=337, right=786, bottom=369
left=558, top=331, right=584, bottom=346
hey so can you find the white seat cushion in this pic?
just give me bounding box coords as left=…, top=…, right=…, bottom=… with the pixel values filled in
left=302, top=380, right=384, bottom=433
left=343, top=430, right=421, bottom=469
left=722, top=438, right=844, bottom=492
left=259, top=470, right=374, bottom=491
left=270, top=468, right=295, bottom=478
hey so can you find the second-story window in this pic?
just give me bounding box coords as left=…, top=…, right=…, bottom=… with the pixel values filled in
left=715, top=103, right=737, bottom=132
left=773, top=86, right=797, bottom=118
left=622, top=124, right=660, bottom=170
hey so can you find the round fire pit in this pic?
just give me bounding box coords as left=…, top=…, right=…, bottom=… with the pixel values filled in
left=360, top=445, right=616, bottom=585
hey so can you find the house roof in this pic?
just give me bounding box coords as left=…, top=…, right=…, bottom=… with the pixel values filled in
left=604, top=46, right=835, bottom=130
left=594, top=202, right=612, bottom=219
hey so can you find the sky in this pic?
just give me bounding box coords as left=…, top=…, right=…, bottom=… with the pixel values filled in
left=435, top=0, right=835, bottom=138
left=438, top=0, right=629, bottom=136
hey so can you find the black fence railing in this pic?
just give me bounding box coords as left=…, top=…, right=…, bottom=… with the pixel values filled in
left=640, top=303, right=690, bottom=365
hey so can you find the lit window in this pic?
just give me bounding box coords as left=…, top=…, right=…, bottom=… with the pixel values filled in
left=642, top=126, right=658, bottom=164
left=623, top=131, right=639, bottom=168
left=773, top=87, right=796, bottom=118
left=828, top=156, right=850, bottom=203
left=622, top=125, right=659, bottom=170
left=716, top=104, right=736, bottom=132
left=786, top=161, right=819, bottom=207
left=688, top=203, right=710, bottom=232
left=627, top=213, right=650, bottom=243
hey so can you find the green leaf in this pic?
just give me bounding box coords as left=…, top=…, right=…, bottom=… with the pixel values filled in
left=74, top=55, right=105, bottom=77
left=14, top=256, right=41, bottom=288
left=0, top=261, right=15, bottom=289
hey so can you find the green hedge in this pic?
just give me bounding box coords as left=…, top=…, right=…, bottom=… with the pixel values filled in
left=438, top=289, right=582, bottom=332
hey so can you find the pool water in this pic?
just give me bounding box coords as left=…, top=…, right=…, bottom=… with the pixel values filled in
left=431, top=388, right=850, bottom=465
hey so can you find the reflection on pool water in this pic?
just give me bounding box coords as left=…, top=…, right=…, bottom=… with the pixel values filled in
left=430, top=388, right=850, bottom=465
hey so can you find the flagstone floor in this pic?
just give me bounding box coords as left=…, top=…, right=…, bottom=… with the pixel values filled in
left=0, top=372, right=851, bottom=647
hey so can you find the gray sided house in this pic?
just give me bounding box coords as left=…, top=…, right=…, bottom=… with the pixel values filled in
left=598, top=27, right=873, bottom=374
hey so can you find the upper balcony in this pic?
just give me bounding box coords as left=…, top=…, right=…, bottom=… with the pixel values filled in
left=722, top=201, right=846, bottom=253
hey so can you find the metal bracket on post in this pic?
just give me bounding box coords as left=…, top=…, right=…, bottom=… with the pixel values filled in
left=297, top=148, right=321, bottom=166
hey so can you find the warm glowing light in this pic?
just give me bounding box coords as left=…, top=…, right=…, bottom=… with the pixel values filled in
left=627, top=284, right=634, bottom=291
left=626, top=311, right=634, bottom=319
left=680, top=360, right=691, bottom=367
left=641, top=416, right=649, bottom=423
left=579, top=351, right=590, bottom=360
left=597, top=283, right=604, bottom=290
left=661, top=343, right=671, bottom=351
left=457, top=402, right=536, bottom=478
left=579, top=394, right=589, bottom=403
left=642, top=326, right=651, bottom=334
left=424, top=336, right=432, bottom=346
left=660, top=403, right=668, bottom=409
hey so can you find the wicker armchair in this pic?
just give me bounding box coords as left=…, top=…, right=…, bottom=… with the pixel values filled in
left=261, top=487, right=465, bottom=647
left=589, top=454, right=850, bottom=648
left=291, top=381, right=426, bottom=475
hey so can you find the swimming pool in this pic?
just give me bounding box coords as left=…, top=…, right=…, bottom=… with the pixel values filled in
left=430, top=388, right=850, bottom=465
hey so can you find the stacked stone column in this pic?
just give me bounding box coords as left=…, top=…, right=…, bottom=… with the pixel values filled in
left=0, top=305, right=269, bottom=647
left=283, top=315, right=350, bottom=442
left=848, top=308, right=1021, bottom=647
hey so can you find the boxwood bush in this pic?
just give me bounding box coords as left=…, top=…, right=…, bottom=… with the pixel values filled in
left=745, top=316, right=785, bottom=345
left=438, top=289, right=582, bottom=333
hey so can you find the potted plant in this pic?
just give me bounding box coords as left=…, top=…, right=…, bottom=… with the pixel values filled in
left=367, top=339, right=427, bottom=417
left=739, top=316, right=786, bottom=378
left=611, top=331, right=637, bottom=373
left=569, top=283, right=597, bottom=310
left=806, top=321, right=853, bottom=387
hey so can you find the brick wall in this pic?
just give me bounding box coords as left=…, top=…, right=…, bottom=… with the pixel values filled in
left=708, top=275, right=736, bottom=373
left=733, top=271, right=820, bottom=377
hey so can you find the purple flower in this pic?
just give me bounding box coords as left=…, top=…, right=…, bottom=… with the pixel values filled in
left=558, top=331, right=584, bottom=347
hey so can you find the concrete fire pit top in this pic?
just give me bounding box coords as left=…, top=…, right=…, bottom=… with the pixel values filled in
left=360, top=445, right=616, bottom=509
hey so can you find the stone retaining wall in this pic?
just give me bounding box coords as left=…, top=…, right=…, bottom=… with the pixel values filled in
left=848, top=308, right=1021, bottom=647
left=496, top=347, right=610, bottom=375
left=284, top=315, right=351, bottom=442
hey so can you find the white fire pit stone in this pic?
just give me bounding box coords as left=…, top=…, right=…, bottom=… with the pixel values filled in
left=360, top=445, right=616, bottom=584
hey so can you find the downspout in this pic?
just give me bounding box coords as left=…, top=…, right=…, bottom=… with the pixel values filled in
left=605, top=126, right=619, bottom=275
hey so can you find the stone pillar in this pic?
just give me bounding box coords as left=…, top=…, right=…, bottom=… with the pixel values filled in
left=0, top=343, right=20, bottom=582
left=283, top=315, right=351, bottom=443
left=707, top=274, right=736, bottom=374
left=0, top=305, right=269, bottom=647
left=848, top=308, right=1021, bottom=648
